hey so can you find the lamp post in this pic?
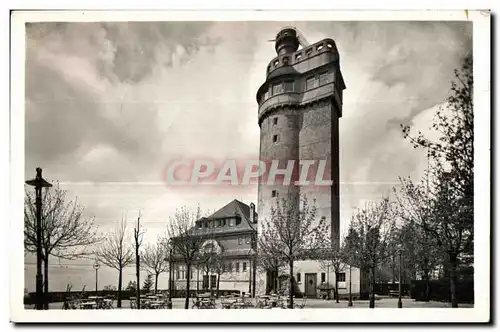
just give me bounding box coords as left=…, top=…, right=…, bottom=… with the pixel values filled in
left=348, top=264, right=353, bottom=307
left=93, top=260, right=100, bottom=294
left=398, top=248, right=403, bottom=308
left=25, top=167, right=52, bottom=310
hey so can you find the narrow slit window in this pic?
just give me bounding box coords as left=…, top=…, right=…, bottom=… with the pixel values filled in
left=272, top=134, right=278, bottom=143
left=305, top=48, right=312, bottom=56
left=271, top=190, right=277, bottom=198
left=273, top=117, right=278, bottom=125
left=295, top=53, right=302, bottom=60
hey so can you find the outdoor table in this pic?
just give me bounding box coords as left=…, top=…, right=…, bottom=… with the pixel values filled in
left=80, top=301, right=97, bottom=309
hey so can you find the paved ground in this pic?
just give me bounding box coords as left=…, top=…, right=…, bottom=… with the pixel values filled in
left=26, top=297, right=473, bottom=310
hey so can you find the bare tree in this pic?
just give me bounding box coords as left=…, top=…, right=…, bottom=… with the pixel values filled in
left=347, top=197, right=394, bottom=308
left=258, top=192, right=321, bottom=308
left=401, top=56, right=473, bottom=308
left=95, top=217, right=134, bottom=308
left=24, top=185, right=100, bottom=309
left=166, top=206, right=207, bottom=309
left=134, top=211, right=144, bottom=309
left=141, top=236, right=170, bottom=294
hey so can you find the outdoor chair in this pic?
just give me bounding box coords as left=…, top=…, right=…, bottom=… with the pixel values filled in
left=295, top=297, right=307, bottom=309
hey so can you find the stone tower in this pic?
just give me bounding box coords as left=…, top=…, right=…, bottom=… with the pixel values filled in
left=256, top=27, right=345, bottom=250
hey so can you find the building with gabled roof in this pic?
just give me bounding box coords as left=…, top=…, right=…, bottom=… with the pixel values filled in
left=171, top=199, right=258, bottom=296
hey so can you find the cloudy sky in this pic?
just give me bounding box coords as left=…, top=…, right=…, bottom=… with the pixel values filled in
left=24, top=21, right=472, bottom=292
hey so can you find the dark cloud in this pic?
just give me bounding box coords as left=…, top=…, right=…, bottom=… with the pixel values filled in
left=25, top=22, right=220, bottom=182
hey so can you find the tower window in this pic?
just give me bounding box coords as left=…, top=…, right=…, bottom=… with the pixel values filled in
left=305, top=48, right=312, bottom=56
left=284, top=80, right=294, bottom=92
left=271, top=190, right=277, bottom=198
left=327, top=43, right=333, bottom=49
left=282, top=56, right=289, bottom=65
left=306, top=76, right=316, bottom=90
left=317, top=44, right=324, bottom=51
left=238, top=237, right=243, bottom=245
left=272, top=134, right=278, bottom=143
left=295, top=53, right=302, bottom=60
left=273, top=60, right=279, bottom=67
left=272, top=83, right=283, bottom=95
left=337, top=272, right=346, bottom=282
left=319, top=71, right=329, bottom=85
left=273, top=117, right=278, bottom=125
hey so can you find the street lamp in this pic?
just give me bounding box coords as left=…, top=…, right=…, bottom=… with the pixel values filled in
left=93, top=259, right=100, bottom=294
left=398, top=247, right=403, bottom=308
left=348, top=264, right=353, bottom=307
left=25, top=167, right=52, bottom=310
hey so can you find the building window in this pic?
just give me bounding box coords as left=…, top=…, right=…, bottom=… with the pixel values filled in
left=245, top=237, right=251, bottom=244
left=238, top=237, right=243, bottom=245
left=228, top=262, right=233, bottom=272
left=272, top=83, right=283, bottom=95
left=295, top=53, right=302, bottom=60
left=229, top=218, right=235, bottom=227
left=305, top=48, right=312, bottom=56
left=296, top=273, right=301, bottom=283
left=176, top=269, right=180, bottom=279
left=273, top=117, right=278, bottom=125
left=272, top=134, right=278, bottom=143
left=273, top=59, right=279, bottom=66
left=264, top=91, right=269, bottom=100
left=317, top=44, right=324, bottom=51
left=236, top=262, right=240, bottom=272
left=284, top=80, right=294, bottom=92
left=236, top=216, right=242, bottom=225
left=272, top=190, right=277, bottom=198
left=337, top=272, right=346, bottom=282
left=243, top=262, right=247, bottom=272
left=306, top=76, right=316, bottom=90
left=319, top=71, right=329, bottom=85
left=282, top=56, right=289, bottom=65
left=321, top=272, right=326, bottom=283
left=210, top=275, right=217, bottom=289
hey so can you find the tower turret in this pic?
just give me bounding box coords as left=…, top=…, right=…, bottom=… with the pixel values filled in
left=274, top=27, right=300, bottom=55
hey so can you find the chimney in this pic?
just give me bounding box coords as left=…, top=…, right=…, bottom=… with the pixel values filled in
left=249, top=203, right=255, bottom=223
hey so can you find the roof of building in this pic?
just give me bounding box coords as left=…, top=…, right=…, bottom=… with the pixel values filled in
left=189, top=199, right=258, bottom=237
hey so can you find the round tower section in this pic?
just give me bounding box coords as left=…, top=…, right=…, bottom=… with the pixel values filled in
left=274, top=28, right=300, bottom=55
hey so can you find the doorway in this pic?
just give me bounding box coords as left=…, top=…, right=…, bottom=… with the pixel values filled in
left=305, top=273, right=317, bottom=298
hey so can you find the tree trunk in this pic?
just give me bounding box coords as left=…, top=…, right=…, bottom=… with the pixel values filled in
left=155, top=272, right=159, bottom=294
left=335, top=272, right=339, bottom=303
left=252, top=259, right=257, bottom=298
left=449, top=254, right=458, bottom=308
left=369, top=267, right=375, bottom=308
left=288, top=259, right=294, bottom=309
left=117, top=267, right=123, bottom=308
left=216, top=272, right=221, bottom=298
left=43, top=257, right=49, bottom=310
left=184, top=264, right=191, bottom=309
left=423, top=268, right=430, bottom=302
